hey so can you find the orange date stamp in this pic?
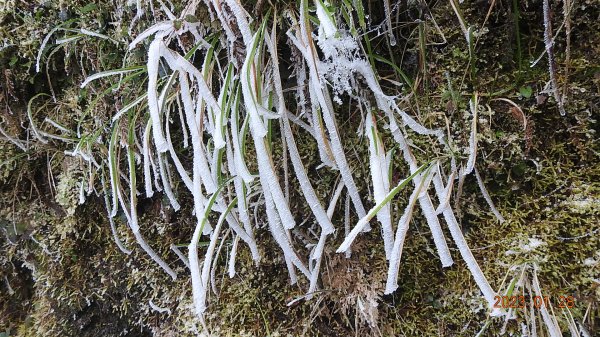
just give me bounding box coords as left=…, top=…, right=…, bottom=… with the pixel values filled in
left=493, top=295, right=576, bottom=309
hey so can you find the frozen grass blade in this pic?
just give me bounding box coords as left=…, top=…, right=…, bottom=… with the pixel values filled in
left=474, top=168, right=505, bottom=223
left=366, top=112, right=393, bottom=259
left=337, top=162, right=431, bottom=254
left=385, top=165, right=435, bottom=294
left=462, top=95, right=478, bottom=177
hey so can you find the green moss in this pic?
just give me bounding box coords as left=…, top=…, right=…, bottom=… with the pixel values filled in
left=0, top=0, right=598, bottom=336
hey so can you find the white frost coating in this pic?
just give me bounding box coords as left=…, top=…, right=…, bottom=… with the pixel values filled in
left=435, top=169, right=455, bottom=215
left=212, top=87, right=227, bottom=149
left=415, top=174, right=453, bottom=267
left=78, top=181, right=86, bottom=204
left=240, top=41, right=268, bottom=138
left=309, top=101, right=337, bottom=169
left=251, top=122, right=296, bottom=230
left=542, top=0, right=566, bottom=116
left=188, top=216, right=210, bottom=317
left=292, top=0, right=367, bottom=220
left=432, top=173, right=498, bottom=313
left=125, top=143, right=177, bottom=280
left=462, top=97, right=478, bottom=177
left=128, top=21, right=173, bottom=50
left=149, top=299, right=172, bottom=314
left=228, top=235, right=240, bottom=278
left=302, top=46, right=367, bottom=220
left=176, top=97, right=189, bottom=148
left=378, top=99, right=453, bottom=267
left=165, top=108, right=193, bottom=190
left=315, top=0, right=337, bottom=38
left=101, top=175, right=132, bottom=255
left=36, top=26, right=61, bottom=72
left=226, top=135, right=254, bottom=244
left=262, top=176, right=310, bottom=279
left=366, top=113, right=393, bottom=259
left=326, top=180, right=345, bottom=220
left=474, top=168, right=505, bottom=223
left=170, top=244, right=190, bottom=269
left=160, top=46, right=222, bottom=126
left=396, top=107, right=445, bottom=141
left=220, top=205, right=260, bottom=261
left=344, top=193, right=352, bottom=258
left=196, top=203, right=230, bottom=315
left=157, top=152, right=181, bottom=211
left=336, top=174, right=414, bottom=254
left=113, top=94, right=146, bottom=123
left=382, top=0, right=397, bottom=46
left=179, top=72, right=217, bottom=197
left=224, top=0, right=252, bottom=45
left=282, top=114, right=334, bottom=234
left=264, top=30, right=335, bottom=236
left=230, top=102, right=254, bottom=183
left=532, top=266, right=563, bottom=337
left=147, top=39, right=169, bottom=152
left=107, top=130, right=119, bottom=217
left=385, top=185, right=421, bottom=294
left=80, top=68, right=141, bottom=88
left=142, top=121, right=154, bottom=198
left=242, top=32, right=296, bottom=231
left=307, top=231, right=328, bottom=297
